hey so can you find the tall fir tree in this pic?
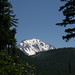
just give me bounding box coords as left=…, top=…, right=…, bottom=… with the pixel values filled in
left=56, top=0, right=75, bottom=42
left=0, top=0, right=18, bottom=54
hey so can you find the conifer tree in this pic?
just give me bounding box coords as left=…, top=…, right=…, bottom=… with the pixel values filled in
left=56, top=0, right=75, bottom=41
left=0, top=0, right=18, bottom=53
left=69, top=61, right=72, bottom=75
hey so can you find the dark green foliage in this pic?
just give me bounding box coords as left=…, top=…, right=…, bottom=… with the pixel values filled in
left=0, top=50, right=35, bottom=75
left=56, top=0, right=75, bottom=41
left=68, top=61, right=72, bottom=75
left=0, top=0, right=18, bottom=53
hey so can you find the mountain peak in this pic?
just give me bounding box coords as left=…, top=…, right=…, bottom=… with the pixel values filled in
left=17, top=38, right=55, bottom=56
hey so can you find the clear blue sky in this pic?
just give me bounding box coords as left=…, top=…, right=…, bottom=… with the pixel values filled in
left=10, top=0, right=75, bottom=48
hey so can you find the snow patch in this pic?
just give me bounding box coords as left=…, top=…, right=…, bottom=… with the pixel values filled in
left=17, top=38, right=55, bottom=56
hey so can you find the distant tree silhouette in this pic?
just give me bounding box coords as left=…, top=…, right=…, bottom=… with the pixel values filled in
left=0, top=0, right=18, bottom=54
left=56, top=0, right=75, bottom=42
left=68, top=61, right=72, bottom=75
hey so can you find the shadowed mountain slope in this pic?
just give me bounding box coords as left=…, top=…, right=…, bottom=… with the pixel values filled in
left=17, top=48, right=75, bottom=75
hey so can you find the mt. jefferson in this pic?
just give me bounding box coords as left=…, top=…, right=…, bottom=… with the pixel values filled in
left=17, top=38, right=55, bottom=56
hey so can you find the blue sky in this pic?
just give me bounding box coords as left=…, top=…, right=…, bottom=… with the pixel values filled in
left=10, top=0, right=75, bottom=48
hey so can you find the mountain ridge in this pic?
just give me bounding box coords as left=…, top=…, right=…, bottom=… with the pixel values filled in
left=17, top=38, right=55, bottom=56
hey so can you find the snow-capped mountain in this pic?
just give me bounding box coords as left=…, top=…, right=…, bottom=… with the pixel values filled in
left=17, top=38, right=55, bottom=56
